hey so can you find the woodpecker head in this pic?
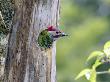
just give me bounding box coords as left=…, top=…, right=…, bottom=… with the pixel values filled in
left=46, top=26, right=68, bottom=40
left=37, top=26, right=68, bottom=49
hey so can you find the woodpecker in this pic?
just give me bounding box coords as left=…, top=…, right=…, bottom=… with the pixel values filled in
left=38, top=26, right=68, bottom=49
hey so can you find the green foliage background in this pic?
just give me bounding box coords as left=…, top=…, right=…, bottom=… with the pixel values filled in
left=57, top=0, right=110, bottom=82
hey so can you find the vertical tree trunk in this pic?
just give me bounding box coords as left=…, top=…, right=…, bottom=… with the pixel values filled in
left=3, top=0, right=60, bottom=82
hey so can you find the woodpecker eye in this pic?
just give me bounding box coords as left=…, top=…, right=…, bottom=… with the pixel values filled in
left=56, top=31, right=61, bottom=34
left=56, top=32, right=59, bottom=34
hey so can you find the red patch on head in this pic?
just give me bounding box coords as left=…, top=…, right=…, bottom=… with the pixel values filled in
left=47, top=26, right=56, bottom=31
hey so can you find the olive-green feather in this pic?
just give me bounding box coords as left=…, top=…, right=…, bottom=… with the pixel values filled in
left=38, top=30, right=53, bottom=49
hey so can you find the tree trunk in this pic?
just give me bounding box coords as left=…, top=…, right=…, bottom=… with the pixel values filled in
left=3, top=0, right=60, bottom=82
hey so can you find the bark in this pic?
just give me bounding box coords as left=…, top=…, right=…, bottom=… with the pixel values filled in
left=3, top=0, right=60, bottom=82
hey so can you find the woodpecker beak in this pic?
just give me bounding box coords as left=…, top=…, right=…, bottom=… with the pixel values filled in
left=53, top=32, right=68, bottom=39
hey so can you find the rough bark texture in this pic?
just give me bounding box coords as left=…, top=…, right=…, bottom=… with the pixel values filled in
left=3, top=0, right=59, bottom=82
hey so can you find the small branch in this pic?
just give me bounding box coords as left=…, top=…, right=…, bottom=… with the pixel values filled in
left=97, top=71, right=110, bottom=75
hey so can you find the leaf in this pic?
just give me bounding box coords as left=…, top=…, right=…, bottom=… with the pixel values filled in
left=104, top=41, right=110, bottom=56
left=85, top=71, right=91, bottom=80
left=90, top=60, right=101, bottom=82
left=104, top=41, right=110, bottom=49
left=104, top=48, right=110, bottom=57
left=90, top=69, right=96, bottom=82
left=87, top=51, right=104, bottom=62
left=75, top=69, right=90, bottom=80
left=92, top=60, right=102, bottom=70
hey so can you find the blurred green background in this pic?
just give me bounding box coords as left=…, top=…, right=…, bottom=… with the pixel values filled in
left=57, top=0, right=110, bottom=82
